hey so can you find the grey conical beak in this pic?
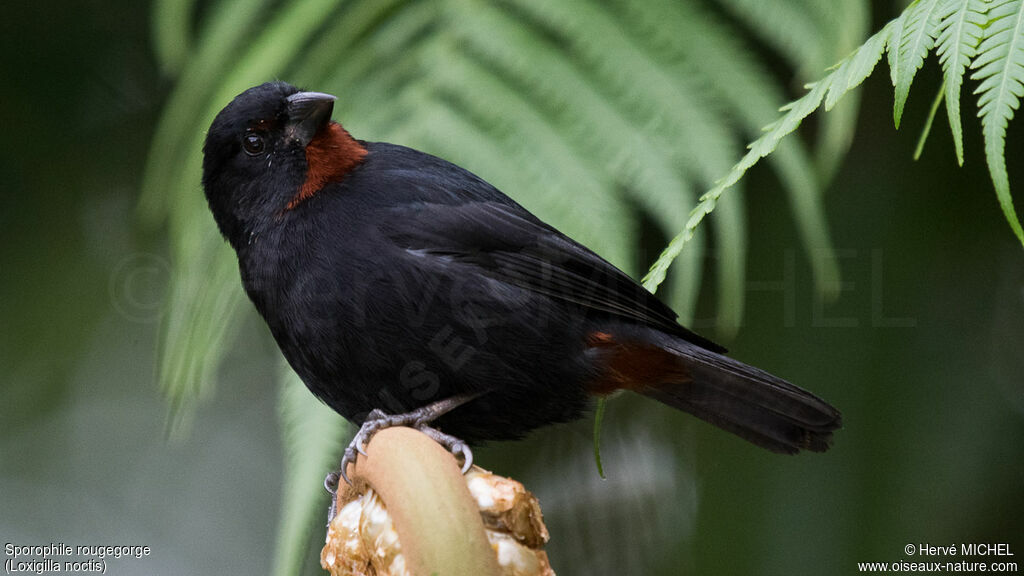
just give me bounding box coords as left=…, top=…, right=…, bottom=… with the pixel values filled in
left=286, top=91, right=337, bottom=146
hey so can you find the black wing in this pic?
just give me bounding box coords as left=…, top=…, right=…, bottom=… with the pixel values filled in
left=379, top=199, right=725, bottom=353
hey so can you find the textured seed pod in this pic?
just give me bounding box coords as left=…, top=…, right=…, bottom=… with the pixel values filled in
left=466, top=469, right=550, bottom=550
left=321, top=429, right=554, bottom=576
left=322, top=491, right=408, bottom=575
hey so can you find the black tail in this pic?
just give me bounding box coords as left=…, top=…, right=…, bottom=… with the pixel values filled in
left=640, top=342, right=841, bottom=454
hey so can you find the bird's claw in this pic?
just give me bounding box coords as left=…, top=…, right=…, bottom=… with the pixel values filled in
left=324, top=395, right=482, bottom=523
left=324, top=409, right=475, bottom=497
left=324, top=470, right=340, bottom=493
left=456, top=444, right=473, bottom=474
left=415, top=423, right=474, bottom=473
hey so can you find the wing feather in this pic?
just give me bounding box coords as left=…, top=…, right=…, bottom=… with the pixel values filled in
left=380, top=199, right=725, bottom=353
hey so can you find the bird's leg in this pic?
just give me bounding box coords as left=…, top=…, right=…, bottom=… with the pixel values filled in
left=324, top=393, right=481, bottom=494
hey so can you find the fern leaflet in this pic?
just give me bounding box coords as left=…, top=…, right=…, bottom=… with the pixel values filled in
left=645, top=20, right=899, bottom=291
left=971, top=0, right=1024, bottom=245
left=893, top=0, right=946, bottom=128
left=935, top=0, right=987, bottom=164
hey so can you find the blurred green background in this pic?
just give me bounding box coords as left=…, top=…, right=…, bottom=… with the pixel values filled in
left=2, top=1, right=1022, bottom=575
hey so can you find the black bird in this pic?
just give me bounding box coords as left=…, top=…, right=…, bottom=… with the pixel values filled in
left=201, top=81, right=841, bottom=485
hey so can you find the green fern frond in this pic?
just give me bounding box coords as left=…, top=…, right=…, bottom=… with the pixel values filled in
left=652, top=0, right=1024, bottom=292
left=144, top=3, right=872, bottom=573
left=643, top=79, right=832, bottom=291
left=138, top=0, right=276, bottom=226
left=829, top=20, right=901, bottom=111
left=484, top=0, right=735, bottom=202
left=157, top=235, right=242, bottom=419
left=893, top=0, right=945, bottom=128
left=709, top=188, right=748, bottom=334
left=518, top=0, right=843, bottom=321
left=645, top=19, right=900, bottom=291
left=290, top=0, right=409, bottom=86
left=451, top=2, right=706, bottom=265
left=614, top=0, right=836, bottom=309
left=814, top=0, right=871, bottom=179
left=971, top=0, right=1024, bottom=245
left=273, top=369, right=347, bottom=576
left=717, top=0, right=832, bottom=77
left=498, top=0, right=750, bottom=320
left=365, top=70, right=636, bottom=272
left=151, top=0, right=196, bottom=75
left=155, top=0, right=348, bottom=412
left=722, top=0, right=869, bottom=178
left=638, top=0, right=844, bottom=300
left=426, top=50, right=631, bottom=245
left=935, top=0, right=987, bottom=164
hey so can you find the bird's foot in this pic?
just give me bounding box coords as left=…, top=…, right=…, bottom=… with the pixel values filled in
left=324, top=394, right=479, bottom=495
left=414, top=424, right=474, bottom=474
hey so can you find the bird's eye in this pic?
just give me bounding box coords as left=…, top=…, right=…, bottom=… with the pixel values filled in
left=243, top=133, right=265, bottom=156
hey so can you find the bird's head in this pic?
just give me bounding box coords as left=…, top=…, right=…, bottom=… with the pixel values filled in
left=202, top=81, right=366, bottom=249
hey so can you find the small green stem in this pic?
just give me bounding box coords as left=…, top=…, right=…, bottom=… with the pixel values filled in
left=593, top=398, right=607, bottom=479
left=914, top=84, right=945, bottom=161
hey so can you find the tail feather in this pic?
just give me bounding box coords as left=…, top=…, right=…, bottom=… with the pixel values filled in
left=641, top=343, right=841, bottom=454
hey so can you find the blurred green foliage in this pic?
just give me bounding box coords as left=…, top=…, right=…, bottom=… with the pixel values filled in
left=2, top=1, right=1022, bottom=576
left=141, top=3, right=867, bottom=570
